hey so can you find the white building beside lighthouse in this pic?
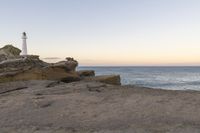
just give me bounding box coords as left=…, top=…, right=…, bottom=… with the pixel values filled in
left=21, top=32, right=28, bottom=56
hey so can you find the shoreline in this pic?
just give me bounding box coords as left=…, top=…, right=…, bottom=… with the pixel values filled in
left=123, top=84, right=200, bottom=92
left=78, top=66, right=200, bottom=91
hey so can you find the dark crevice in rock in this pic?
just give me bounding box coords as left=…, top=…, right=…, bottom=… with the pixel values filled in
left=87, top=84, right=107, bottom=89
left=35, top=101, right=54, bottom=108
left=34, top=93, right=43, bottom=96
left=88, top=88, right=102, bottom=92
left=87, top=84, right=107, bottom=92
left=61, top=77, right=81, bottom=83
left=46, top=81, right=61, bottom=88
left=33, top=96, right=45, bottom=100
left=0, top=87, right=28, bottom=94
left=40, top=102, right=52, bottom=108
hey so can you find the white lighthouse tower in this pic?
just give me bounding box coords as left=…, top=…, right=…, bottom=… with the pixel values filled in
left=21, top=32, right=28, bottom=56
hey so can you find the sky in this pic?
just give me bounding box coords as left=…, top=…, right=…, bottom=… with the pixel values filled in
left=1, top=0, right=200, bottom=66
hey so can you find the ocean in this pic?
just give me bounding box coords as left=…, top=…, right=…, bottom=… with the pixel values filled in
left=78, top=66, right=200, bottom=90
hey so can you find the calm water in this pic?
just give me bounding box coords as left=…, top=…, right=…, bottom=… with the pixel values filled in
left=78, top=66, right=200, bottom=90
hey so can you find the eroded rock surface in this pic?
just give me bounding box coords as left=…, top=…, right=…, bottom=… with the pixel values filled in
left=0, top=55, right=48, bottom=73
left=0, top=80, right=200, bottom=133
left=84, top=75, right=121, bottom=85
left=0, top=45, right=121, bottom=85
left=77, top=70, right=95, bottom=77
left=0, top=45, right=80, bottom=83
left=0, top=56, right=79, bottom=83
left=0, top=45, right=21, bottom=62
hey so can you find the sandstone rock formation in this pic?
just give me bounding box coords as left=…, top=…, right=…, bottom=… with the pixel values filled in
left=53, top=57, right=78, bottom=72
left=0, top=45, right=80, bottom=83
left=0, top=55, right=48, bottom=73
left=65, top=57, right=78, bottom=71
left=0, top=45, right=121, bottom=85
left=77, top=70, right=95, bottom=77
left=84, top=75, right=121, bottom=85
left=0, top=45, right=21, bottom=61
left=0, top=55, right=80, bottom=83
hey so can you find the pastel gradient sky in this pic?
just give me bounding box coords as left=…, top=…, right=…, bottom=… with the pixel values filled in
left=1, top=0, right=200, bottom=66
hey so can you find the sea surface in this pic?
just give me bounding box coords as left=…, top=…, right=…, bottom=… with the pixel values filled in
left=78, top=66, right=200, bottom=90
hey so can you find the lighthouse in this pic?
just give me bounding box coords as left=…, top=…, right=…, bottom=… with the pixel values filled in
left=21, top=32, right=28, bottom=56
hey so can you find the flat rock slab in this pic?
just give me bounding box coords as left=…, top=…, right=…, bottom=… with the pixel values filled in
left=84, top=75, right=121, bottom=85
left=0, top=80, right=200, bottom=133
left=77, top=70, right=95, bottom=77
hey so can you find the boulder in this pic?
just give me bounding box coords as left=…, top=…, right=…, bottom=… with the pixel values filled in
left=84, top=75, right=121, bottom=85
left=65, top=57, right=78, bottom=71
left=77, top=70, right=95, bottom=77
left=53, top=58, right=78, bottom=72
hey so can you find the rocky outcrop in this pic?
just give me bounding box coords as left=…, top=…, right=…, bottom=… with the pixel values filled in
left=77, top=70, right=95, bottom=77
left=84, top=75, right=121, bottom=85
left=0, top=45, right=121, bottom=85
left=52, top=57, right=78, bottom=72
left=0, top=45, right=21, bottom=62
left=0, top=50, right=80, bottom=83
left=0, top=55, right=48, bottom=73
left=0, top=66, right=80, bottom=83
left=65, top=57, right=78, bottom=71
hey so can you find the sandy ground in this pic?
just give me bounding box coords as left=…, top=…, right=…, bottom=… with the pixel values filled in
left=0, top=80, right=200, bottom=133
